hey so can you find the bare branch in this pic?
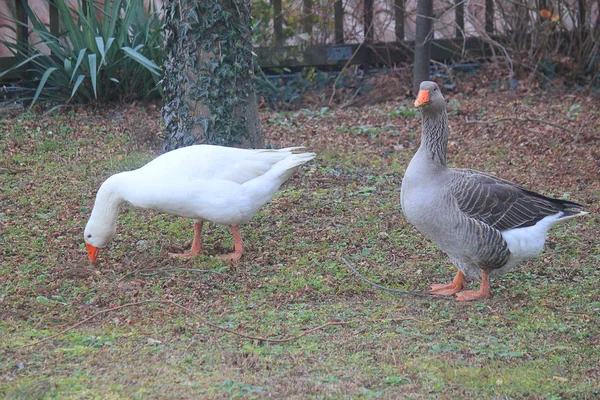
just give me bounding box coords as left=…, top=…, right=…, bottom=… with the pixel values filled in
left=341, top=256, right=452, bottom=300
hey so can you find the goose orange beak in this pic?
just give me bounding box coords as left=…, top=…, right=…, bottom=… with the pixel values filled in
left=414, top=89, right=430, bottom=107
left=86, top=243, right=99, bottom=263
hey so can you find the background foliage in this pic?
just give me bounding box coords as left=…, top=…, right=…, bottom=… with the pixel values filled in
left=0, top=0, right=162, bottom=110
left=0, top=0, right=598, bottom=110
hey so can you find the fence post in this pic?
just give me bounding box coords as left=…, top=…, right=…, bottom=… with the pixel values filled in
left=455, top=0, right=464, bottom=38
left=273, top=0, right=283, bottom=45
left=485, top=0, right=494, bottom=34
left=364, top=0, right=374, bottom=43
left=15, top=0, right=29, bottom=46
left=302, top=0, right=313, bottom=39
left=334, top=0, right=344, bottom=44
left=413, top=0, right=433, bottom=94
left=577, top=0, right=585, bottom=27
left=49, top=0, right=59, bottom=38
left=395, top=0, right=405, bottom=42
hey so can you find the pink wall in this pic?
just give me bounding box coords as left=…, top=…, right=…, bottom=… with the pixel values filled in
left=1, top=0, right=598, bottom=58
left=0, top=0, right=163, bottom=57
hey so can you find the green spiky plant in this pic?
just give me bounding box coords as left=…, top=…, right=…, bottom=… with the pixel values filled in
left=0, top=0, right=163, bottom=111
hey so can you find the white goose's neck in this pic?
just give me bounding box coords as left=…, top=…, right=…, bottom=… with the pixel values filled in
left=419, top=107, right=449, bottom=167
left=89, top=174, right=125, bottom=229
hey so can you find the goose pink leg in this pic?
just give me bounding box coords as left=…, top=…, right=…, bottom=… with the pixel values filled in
left=429, top=270, right=466, bottom=296
left=169, top=220, right=205, bottom=259
left=455, top=269, right=491, bottom=301
left=218, top=225, right=246, bottom=265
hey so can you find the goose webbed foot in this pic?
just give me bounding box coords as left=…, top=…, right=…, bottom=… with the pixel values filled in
left=218, top=251, right=244, bottom=265
left=218, top=224, right=246, bottom=265
left=169, top=220, right=205, bottom=259
left=455, top=270, right=491, bottom=301
left=429, top=270, right=466, bottom=296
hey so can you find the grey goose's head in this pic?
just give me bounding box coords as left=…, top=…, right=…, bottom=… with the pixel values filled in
left=414, top=81, right=446, bottom=112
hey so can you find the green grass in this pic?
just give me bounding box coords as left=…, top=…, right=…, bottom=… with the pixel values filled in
left=1, top=91, right=599, bottom=399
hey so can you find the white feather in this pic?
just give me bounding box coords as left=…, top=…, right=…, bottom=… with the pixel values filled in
left=500, top=211, right=585, bottom=271
left=84, top=145, right=315, bottom=248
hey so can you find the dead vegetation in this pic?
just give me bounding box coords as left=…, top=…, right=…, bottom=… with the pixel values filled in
left=1, top=75, right=599, bottom=398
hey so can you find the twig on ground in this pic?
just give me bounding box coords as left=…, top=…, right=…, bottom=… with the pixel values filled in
left=19, top=279, right=65, bottom=294
left=19, top=301, right=161, bottom=347
left=117, top=267, right=223, bottom=282
left=17, top=296, right=451, bottom=349
left=340, top=256, right=452, bottom=300
left=372, top=316, right=451, bottom=325
left=18, top=300, right=349, bottom=348
left=17, top=268, right=102, bottom=294
left=61, top=268, right=100, bottom=278
left=0, top=165, right=28, bottom=175
left=138, top=268, right=224, bottom=277
left=465, top=116, right=569, bottom=132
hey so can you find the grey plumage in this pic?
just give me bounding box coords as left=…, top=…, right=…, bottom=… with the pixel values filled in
left=400, top=81, right=587, bottom=300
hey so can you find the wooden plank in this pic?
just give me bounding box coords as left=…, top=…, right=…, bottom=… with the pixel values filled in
left=302, top=0, right=313, bottom=37
left=455, top=0, right=464, bottom=38
left=334, top=0, right=344, bottom=44
left=273, top=0, right=283, bottom=45
left=394, top=0, right=405, bottom=42
left=485, top=0, right=494, bottom=34
left=256, top=37, right=493, bottom=69
left=0, top=57, right=23, bottom=80
left=364, top=0, right=374, bottom=43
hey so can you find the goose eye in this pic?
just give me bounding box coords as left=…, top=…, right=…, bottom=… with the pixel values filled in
left=87, top=234, right=92, bottom=238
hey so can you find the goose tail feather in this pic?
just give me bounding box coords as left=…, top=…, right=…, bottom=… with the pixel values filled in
left=552, top=199, right=587, bottom=219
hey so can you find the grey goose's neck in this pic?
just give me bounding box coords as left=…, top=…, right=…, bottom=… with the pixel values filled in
left=420, top=107, right=449, bottom=167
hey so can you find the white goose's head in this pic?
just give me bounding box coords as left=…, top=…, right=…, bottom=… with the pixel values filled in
left=414, top=81, right=446, bottom=111
left=83, top=176, right=123, bottom=263
left=84, top=215, right=117, bottom=263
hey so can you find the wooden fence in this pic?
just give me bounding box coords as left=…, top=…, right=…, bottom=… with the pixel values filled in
left=251, top=0, right=496, bottom=68
left=0, top=0, right=60, bottom=75
left=0, top=0, right=497, bottom=77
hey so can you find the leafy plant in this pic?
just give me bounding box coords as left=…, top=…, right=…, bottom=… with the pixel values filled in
left=388, top=106, right=417, bottom=118
left=0, top=0, right=162, bottom=110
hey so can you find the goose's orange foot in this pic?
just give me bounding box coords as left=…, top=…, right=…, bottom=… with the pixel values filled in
left=429, top=270, right=466, bottom=296
left=455, top=289, right=491, bottom=302
left=455, top=269, right=491, bottom=302
left=218, top=251, right=244, bottom=265
left=430, top=282, right=464, bottom=296
left=169, top=221, right=205, bottom=259
left=217, top=225, right=246, bottom=265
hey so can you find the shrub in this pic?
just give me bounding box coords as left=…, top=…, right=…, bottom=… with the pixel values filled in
left=0, top=0, right=163, bottom=111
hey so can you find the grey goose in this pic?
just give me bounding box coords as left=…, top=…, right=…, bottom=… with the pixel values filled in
left=400, top=81, right=588, bottom=301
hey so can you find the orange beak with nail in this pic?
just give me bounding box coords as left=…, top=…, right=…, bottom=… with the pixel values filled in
left=414, top=89, right=430, bottom=107
left=86, top=243, right=99, bottom=264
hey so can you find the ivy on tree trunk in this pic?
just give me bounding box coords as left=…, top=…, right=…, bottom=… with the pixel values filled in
left=161, top=0, right=264, bottom=151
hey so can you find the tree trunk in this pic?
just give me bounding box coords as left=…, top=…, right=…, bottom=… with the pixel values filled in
left=413, top=0, right=433, bottom=94
left=161, top=0, right=264, bottom=151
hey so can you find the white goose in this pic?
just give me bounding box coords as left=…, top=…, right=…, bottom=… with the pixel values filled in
left=84, top=145, right=315, bottom=264
left=400, top=81, right=587, bottom=301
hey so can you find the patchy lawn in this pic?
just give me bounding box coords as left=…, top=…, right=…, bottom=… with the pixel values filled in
left=1, top=84, right=599, bottom=399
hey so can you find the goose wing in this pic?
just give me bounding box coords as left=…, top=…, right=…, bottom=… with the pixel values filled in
left=138, top=145, right=305, bottom=184
left=449, top=169, right=578, bottom=231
